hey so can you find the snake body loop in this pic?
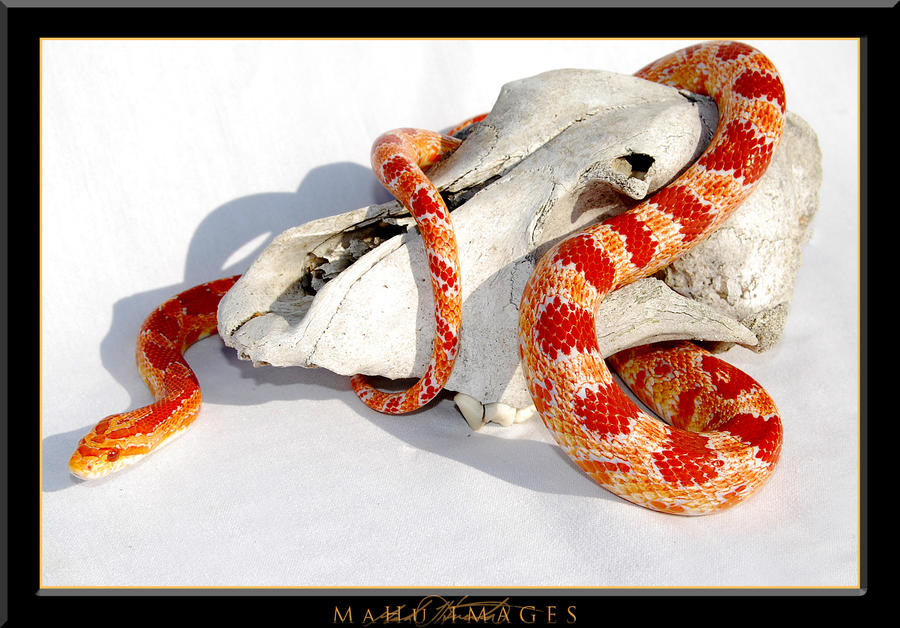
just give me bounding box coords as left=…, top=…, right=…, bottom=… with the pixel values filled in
left=350, top=128, right=464, bottom=414
left=518, top=41, right=785, bottom=514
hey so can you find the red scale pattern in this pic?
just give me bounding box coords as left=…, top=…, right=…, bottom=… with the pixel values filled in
left=435, top=313, right=456, bottom=347
left=699, top=119, right=774, bottom=186
left=382, top=395, right=403, bottom=414
left=140, top=335, right=176, bottom=373
left=722, top=413, right=783, bottom=463
left=380, top=154, right=409, bottom=186
left=144, top=310, right=181, bottom=346
left=700, top=353, right=758, bottom=399
left=649, top=185, right=715, bottom=244
left=429, top=254, right=459, bottom=294
left=553, top=234, right=616, bottom=292
left=105, top=397, right=176, bottom=441
left=673, top=388, right=705, bottom=428
left=419, top=367, right=443, bottom=401
left=535, top=295, right=596, bottom=361
left=606, top=212, right=658, bottom=269
left=178, top=284, right=220, bottom=316
left=714, top=41, right=755, bottom=62
left=523, top=374, right=559, bottom=418
left=410, top=186, right=442, bottom=219
left=733, top=69, right=786, bottom=113
left=651, top=429, right=723, bottom=487
left=572, top=382, right=636, bottom=438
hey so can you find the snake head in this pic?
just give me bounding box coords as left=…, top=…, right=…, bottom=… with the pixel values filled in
left=68, top=441, right=134, bottom=480
left=68, top=410, right=172, bottom=480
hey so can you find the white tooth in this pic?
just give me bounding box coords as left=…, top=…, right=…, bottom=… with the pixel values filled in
left=484, top=402, right=516, bottom=427
left=454, top=393, right=484, bottom=431
left=514, top=405, right=538, bottom=423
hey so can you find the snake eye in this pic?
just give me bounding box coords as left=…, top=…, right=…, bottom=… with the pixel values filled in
left=106, top=449, right=120, bottom=462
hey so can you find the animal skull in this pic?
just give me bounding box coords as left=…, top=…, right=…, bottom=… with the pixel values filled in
left=216, top=68, right=822, bottom=422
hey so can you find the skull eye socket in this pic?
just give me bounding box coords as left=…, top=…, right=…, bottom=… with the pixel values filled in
left=614, top=153, right=655, bottom=181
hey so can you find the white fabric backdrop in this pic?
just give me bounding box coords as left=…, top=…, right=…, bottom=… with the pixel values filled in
left=41, top=39, right=859, bottom=588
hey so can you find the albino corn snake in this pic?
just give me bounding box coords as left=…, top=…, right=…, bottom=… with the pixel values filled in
left=70, top=42, right=785, bottom=516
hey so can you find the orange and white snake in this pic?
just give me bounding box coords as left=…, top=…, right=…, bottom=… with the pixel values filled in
left=70, top=42, right=785, bottom=516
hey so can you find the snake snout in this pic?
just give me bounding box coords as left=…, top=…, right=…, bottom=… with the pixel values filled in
left=68, top=439, right=129, bottom=480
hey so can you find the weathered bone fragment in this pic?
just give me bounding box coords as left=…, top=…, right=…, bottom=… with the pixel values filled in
left=658, top=113, right=822, bottom=353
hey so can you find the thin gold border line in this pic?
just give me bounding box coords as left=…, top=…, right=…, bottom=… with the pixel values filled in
left=856, top=35, right=864, bottom=592
left=39, top=36, right=44, bottom=595
left=37, top=36, right=862, bottom=41
left=38, top=36, right=863, bottom=593
left=39, top=584, right=862, bottom=590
